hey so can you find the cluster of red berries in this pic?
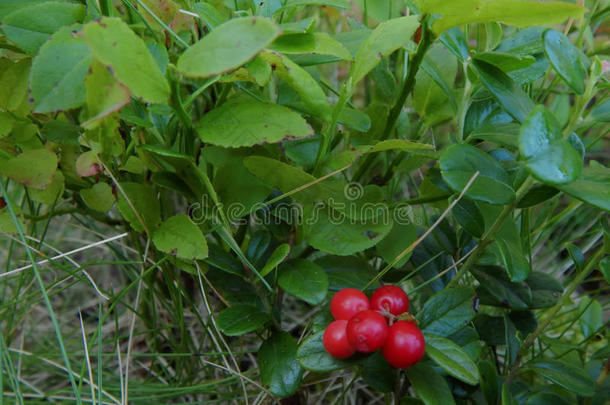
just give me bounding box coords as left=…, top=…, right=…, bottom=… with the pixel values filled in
left=322, top=286, right=425, bottom=369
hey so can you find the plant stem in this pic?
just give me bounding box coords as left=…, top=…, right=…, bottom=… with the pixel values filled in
left=353, top=18, right=433, bottom=181
left=446, top=177, right=535, bottom=288
left=313, top=85, right=349, bottom=176
left=504, top=247, right=605, bottom=385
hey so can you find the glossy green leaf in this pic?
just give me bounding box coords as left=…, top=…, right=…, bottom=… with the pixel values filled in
left=278, top=259, right=328, bottom=305
left=376, top=221, right=417, bottom=268
left=473, top=266, right=531, bottom=309
left=259, top=51, right=332, bottom=121
left=177, top=17, right=279, bottom=78
left=524, top=271, right=563, bottom=309
left=116, top=182, right=161, bottom=234
left=152, top=215, right=208, bottom=260
left=304, top=207, right=394, bottom=256
left=473, top=52, right=535, bottom=73
left=472, top=59, right=535, bottom=123
left=440, top=144, right=515, bottom=205
left=216, top=304, right=269, bottom=336
left=297, top=330, right=360, bottom=371
left=316, top=256, right=378, bottom=291
left=258, top=332, right=303, bottom=397
left=83, top=17, right=169, bottom=103
left=451, top=198, right=484, bottom=238
left=80, top=182, right=115, bottom=213
left=425, top=335, right=480, bottom=385
left=351, top=16, right=419, bottom=88
left=600, top=256, right=610, bottom=284
left=519, top=106, right=582, bottom=185
left=526, top=392, right=573, bottom=405
left=1, top=1, right=85, bottom=55
left=362, top=351, right=394, bottom=393
left=197, top=100, right=313, bottom=148
left=414, top=45, right=458, bottom=122
left=244, top=156, right=326, bottom=206
left=408, top=362, right=456, bottom=405
left=544, top=30, right=586, bottom=95
left=82, top=60, right=130, bottom=129
left=528, top=359, right=595, bottom=397
left=0, top=149, right=57, bottom=189
left=418, top=287, right=476, bottom=337
left=517, top=184, right=560, bottom=208
left=269, top=32, right=352, bottom=60
left=422, top=0, right=586, bottom=35
left=556, top=164, right=610, bottom=212
left=260, top=244, right=291, bottom=277
left=29, top=25, right=92, bottom=113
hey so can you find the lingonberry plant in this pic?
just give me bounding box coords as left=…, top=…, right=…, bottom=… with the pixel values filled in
left=0, top=0, right=608, bottom=403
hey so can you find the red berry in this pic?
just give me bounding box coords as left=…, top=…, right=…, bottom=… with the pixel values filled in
left=330, top=288, right=370, bottom=320
left=370, top=285, right=410, bottom=317
left=382, top=321, right=425, bottom=369
left=346, top=310, right=388, bottom=353
left=323, top=320, right=355, bottom=359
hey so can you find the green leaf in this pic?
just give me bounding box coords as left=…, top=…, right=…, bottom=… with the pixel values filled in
left=196, top=100, right=313, bottom=148
left=269, top=32, right=352, bottom=61
left=29, top=170, right=64, bottom=205
left=304, top=207, right=394, bottom=256
left=259, top=51, right=332, bottom=121
left=544, top=30, right=586, bottom=95
left=116, top=182, right=161, bottom=234
left=472, top=59, right=535, bottom=123
left=440, top=144, right=515, bottom=205
left=528, top=359, right=595, bottom=397
left=244, top=155, right=326, bottom=206
left=579, top=298, right=602, bottom=339
left=1, top=1, right=85, bottom=55
left=407, top=363, right=456, bottom=405
left=316, top=255, right=378, bottom=291
left=351, top=16, right=419, bottom=89
left=414, top=45, right=458, bottom=122
left=29, top=24, right=93, bottom=113
left=0, top=58, right=30, bottom=111
left=0, top=149, right=57, bottom=189
left=278, top=259, right=328, bottom=305
left=472, top=266, right=531, bottom=309
left=80, top=182, right=115, bottom=213
left=216, top=304, right=269, bottom=336
left=417, top=287, right=475, bottom=337
left=516, top=184, right=560, bottom=208
left=451, top=198, right=484, bottom=238
left=519, top=105, right=582, bottom=185
left=82, top=17, right=169, bottom=104
left=258, top=332, right=303, bottom=397
left=177, top=17, right=279, bottom=78
left=297, top=330, right=360, bottom=371
left=362, top=351, right=394, bottom=393
left=423, top=0, right=586, bottom=35
left=600, top=256, right=610, bottom=284
left=82, top=60, right=130, bottom=129
left=525, top=271, right=563, bottom=309
left=473, top=52, right=535, bottom=73
left=152, top=215, right=208, bottom=260
left=273, top=0, right=350, bottom=14
left=260, top=244, right=291, bottom=277
left=556, top=164, right=610, bottom=212
left=425, top=335, right=480, bottom=385
left=376, top=221, right=417, bottom=268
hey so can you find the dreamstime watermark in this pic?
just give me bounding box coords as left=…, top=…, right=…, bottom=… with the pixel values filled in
left=188, top=182, right=423, bottom=227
